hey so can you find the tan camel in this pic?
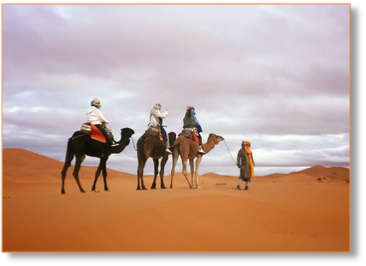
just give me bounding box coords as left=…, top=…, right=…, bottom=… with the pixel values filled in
left=170, top=133, right=224, bottom=189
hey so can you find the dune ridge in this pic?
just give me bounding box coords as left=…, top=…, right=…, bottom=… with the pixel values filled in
left=2, top=148, right=134, bottom=182
left=2, top=148, right=349, bottom=182
left=2, top=148, right=350, bottom=252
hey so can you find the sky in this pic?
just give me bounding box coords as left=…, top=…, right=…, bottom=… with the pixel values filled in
left=2, top=4, right=350, bottom=176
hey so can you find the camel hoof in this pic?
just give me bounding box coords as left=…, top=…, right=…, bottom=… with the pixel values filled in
left=81, top=190, right=86, bottom=193
left=61, top=191, right=65, bottom=195
left=151, top=187, right=156, bottom=190
left=196, top=186, right=201, bottom=189
left=161, top=186, right=167, bottom=189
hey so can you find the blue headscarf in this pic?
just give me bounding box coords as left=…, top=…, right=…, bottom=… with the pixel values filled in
left=190, top=107, right=203, bottom=133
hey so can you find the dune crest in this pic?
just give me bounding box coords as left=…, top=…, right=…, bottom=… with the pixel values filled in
left=2, top=148, right=134, bottom=182
left=2, top=148, right=350, bottom=252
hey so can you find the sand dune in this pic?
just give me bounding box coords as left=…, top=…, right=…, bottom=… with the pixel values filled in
left=2, top=148, right=130, bottom=182
left=2, top=148, right=350, bottom=252
left=294, top=165, right=350, bottom=181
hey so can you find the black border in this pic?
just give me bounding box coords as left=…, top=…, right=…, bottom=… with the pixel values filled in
left=2, top=2, right=365, bottom=265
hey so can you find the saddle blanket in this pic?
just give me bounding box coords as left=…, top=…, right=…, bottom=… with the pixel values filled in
left=91, top=124, right=106, bottom=143
left=179, top=129, right=199, bottom=143
left=146, top=127, right=164, bottom=141
left=80, top=123, right=106, bottom=143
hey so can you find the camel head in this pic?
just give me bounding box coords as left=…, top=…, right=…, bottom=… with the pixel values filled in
left=208, top=133, right=225, bottom=145
left=121, top=128, right=135, bottom=139
left=168, top=132, right=177, bottom=143
left=168, top=132, right=176, bottom=139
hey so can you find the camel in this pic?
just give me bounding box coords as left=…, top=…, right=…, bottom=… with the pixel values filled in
left=136, top=131, right=176, bottom=190
left=170, top=133, right=224, bottom=189
left=61, top=127, right=135, bottom=194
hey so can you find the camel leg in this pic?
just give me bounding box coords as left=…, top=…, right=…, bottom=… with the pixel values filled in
left=189, top=159, right=195, bottom=188
left=151, top=159, right=159, bottom=189
left=61, top=168, right=67, bottom=194
left=61, top=158, right=72, bottom=195
left=181, top=158, right=192, bottom=189
left=170, top=149, right=179, bottom=189
left=91, top=158, right=104, bottom=192
left=160, top=155, right=168, bottom=189
left=72, top=155, right=86, bottom=193
left=137, top=159, right=148, bottom=190
left=61, top=141, right=74, bottom=194
left=195, top=154, right=203, bottom=189
left=137, top=164, right=141, bottom=190
left=102, top=158, right=109, bottom=191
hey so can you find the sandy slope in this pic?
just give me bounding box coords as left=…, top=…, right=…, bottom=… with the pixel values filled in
left=2, top=149, right=350, bottom=252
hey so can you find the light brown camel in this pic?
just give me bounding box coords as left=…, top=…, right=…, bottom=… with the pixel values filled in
left=170, top=133, right=224, bottom=189
left=136, top=131, right=176, bottom=190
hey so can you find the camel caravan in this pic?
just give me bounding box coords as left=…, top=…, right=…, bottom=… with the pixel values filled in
left=61, top=100, right=224, bottom=194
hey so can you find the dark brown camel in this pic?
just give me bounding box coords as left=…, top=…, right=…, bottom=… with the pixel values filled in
left=170, top=133, right=224, bottom=189
left=61, top=127, right=135, bottom=194
left=136, top=131, right=176, bottom=190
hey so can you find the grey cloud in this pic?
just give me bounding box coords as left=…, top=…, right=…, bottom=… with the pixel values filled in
left=2, top=4, right=350, bottom=176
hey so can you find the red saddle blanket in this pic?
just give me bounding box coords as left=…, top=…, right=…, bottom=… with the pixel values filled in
left=179, top=129, right=200, bottom=144
left=191, top=132, right=199, bottom=143
left=90, top=124, right=106, bottom=143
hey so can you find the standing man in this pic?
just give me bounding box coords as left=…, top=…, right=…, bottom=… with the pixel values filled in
left=237, top=140, right=255, bottom=190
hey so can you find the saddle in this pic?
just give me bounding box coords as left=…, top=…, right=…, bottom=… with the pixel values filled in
left=80, top=123, right=113, bottom=143
left=179, top=129, right=199, bottom=143
left=145, top=127, right=164, bottom=142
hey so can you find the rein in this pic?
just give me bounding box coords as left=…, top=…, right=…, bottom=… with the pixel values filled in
left=223, top=139, right=237, bottom=166
left=131, top=136, right=138, bottom=151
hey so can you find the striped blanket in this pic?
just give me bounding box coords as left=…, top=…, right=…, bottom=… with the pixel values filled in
left=90, top=124, right=106, bottom=143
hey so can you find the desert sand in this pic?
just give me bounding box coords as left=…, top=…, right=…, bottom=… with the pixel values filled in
left=2, top=148, right=350, bottom=252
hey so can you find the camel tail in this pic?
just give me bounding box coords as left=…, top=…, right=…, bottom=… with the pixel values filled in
left=137, top=138, right=147, bottom=162
left=64, top=138, right=74, bottom=167
left=169, top=142, right=181, bottom=149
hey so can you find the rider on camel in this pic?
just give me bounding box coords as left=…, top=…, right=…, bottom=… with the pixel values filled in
left=183, top=106, right=205, bottom=154
left=148, top=103, right=172, bottom=154
left=87, top=98, right=118, bottom=147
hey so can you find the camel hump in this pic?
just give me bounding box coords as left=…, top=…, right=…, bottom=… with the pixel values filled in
left=179, top=129, right=192, bottom=139
left=140, top=131, right=155, bottom=140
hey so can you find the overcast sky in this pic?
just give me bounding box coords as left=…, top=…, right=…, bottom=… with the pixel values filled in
left=2, top=4, right=350, bottom=176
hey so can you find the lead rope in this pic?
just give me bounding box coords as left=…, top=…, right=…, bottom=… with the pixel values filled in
left=223, top=139, right=237, bottom=166
left=131, top=136, right=137, bottom=151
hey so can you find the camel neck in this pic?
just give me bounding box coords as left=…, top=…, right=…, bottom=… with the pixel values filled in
left=202, top=137, right=216, bottom=153
left=111, top=137, right=130, bottom=153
